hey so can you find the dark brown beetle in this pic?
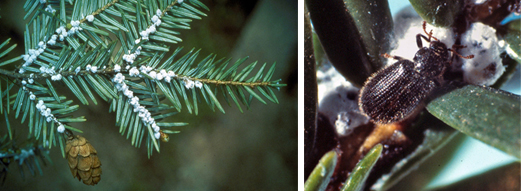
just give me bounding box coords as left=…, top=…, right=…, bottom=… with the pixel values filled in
left=359, top=21, right=473, bottom=124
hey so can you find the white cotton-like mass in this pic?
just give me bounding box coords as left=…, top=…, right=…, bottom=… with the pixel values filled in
left=71, top=20, right=80, bottom=27
left=114, top=64, right=121, bottom=72
left=145, top=112, right=152, bottom=120
left=178, top=0, right=183, bottom=4
left=115, top=83, right=123, bottom=91
left=156, top=9, right=162, bottom=17
left=129, top=67, right=140, bottom=77
left=140, top=30, right=149, bottom=38
left=86, top=15, right=95, bottom=22
left=40, top=0, right=46, bottom=4
left=28, top=78, right=34, bottom=84
left=122, top=54, right=129, bottom=62
left=148, top=25, right=156, bottom=34
left=124, top=53, right=137, bottom=63
left=151, top=15, right=159, bottom=23
left=138, top=112, right=146, bottom=119
left=139, top=66, right=146, bottom=72
left=19, top=68, right=25, bottom=74
left=154, top=132, right=161, bottom=139
left=40, top=66, right=52, bottom=74
left=130, top=97, right=139, bottom=106
left=135, top=39, right=141, bottom=44
left=48, top=39, right=56, bottom=45
left=149, top=71, right=157, bottom=79
left=36, top=105, right=45, bottom=113
left=152, top=124, right=160, bottom=132
left=67, top=29, right=76, bottom=36
left=124, top=89, right=133, bottom=98
left=167, top=71, right=176, bottom=77
left=113, top=73, right=125, bottom=84
left=60, top=27, right=68, bottom=37
left=459, top=22, right=504, bottom=86
left=156, top=73, right=164, bottom=80
left=136, top=106, right=145, bottom=114
left=29, top=94, right=36, bottom=100
left=51, top=74, right=62, bottom=81
left=184, top=79, right=194, bottom=89
left=57, top=124, right=65, bottom=133
left=36, top=101, right=45, bottom=113
left=145, top=66, right=153, bottom=73
left=44, top=108, right=51, bottom=116
left=195, top=81, right=202, bottom=88
left=62, top=28, right=69, bottom=37
left=90, top=66, right=98, bottom=73
left=56, top=27, right=63, bottom=34
left=118, top=83, right=128, bottom=92
left=45, top=5, right=56, bottom=13
left=24, top=58, right=33, bottom=65
left=22, top=54, right=29, bottom=61
left=22, top=80, right=27, bottom=85
left=134, top=105, right=144, bottom=113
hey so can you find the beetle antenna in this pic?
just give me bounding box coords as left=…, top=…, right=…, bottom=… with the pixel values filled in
left=381, top=53, right=405, bottom=61
left=422, top=21, right=438, bottom=41
left=451, top=44, right=467, bottom=49
left=448, top=49, right=474, bottom=59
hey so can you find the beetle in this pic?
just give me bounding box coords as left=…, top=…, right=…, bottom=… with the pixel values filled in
left=359, top=21, right=473, bottom=124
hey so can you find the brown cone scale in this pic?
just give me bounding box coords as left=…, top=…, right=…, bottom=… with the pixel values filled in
left=65, top=135, right=101, bottom=185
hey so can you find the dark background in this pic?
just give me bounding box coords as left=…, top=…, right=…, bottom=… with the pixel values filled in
left=0, top=0, right=297, bottom=190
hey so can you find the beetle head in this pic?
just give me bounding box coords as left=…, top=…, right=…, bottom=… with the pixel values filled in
left=429, top=41, right=450, bottom=60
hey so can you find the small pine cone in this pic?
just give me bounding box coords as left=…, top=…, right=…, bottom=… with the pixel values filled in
left=65, top=135, right=102, bottom=185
